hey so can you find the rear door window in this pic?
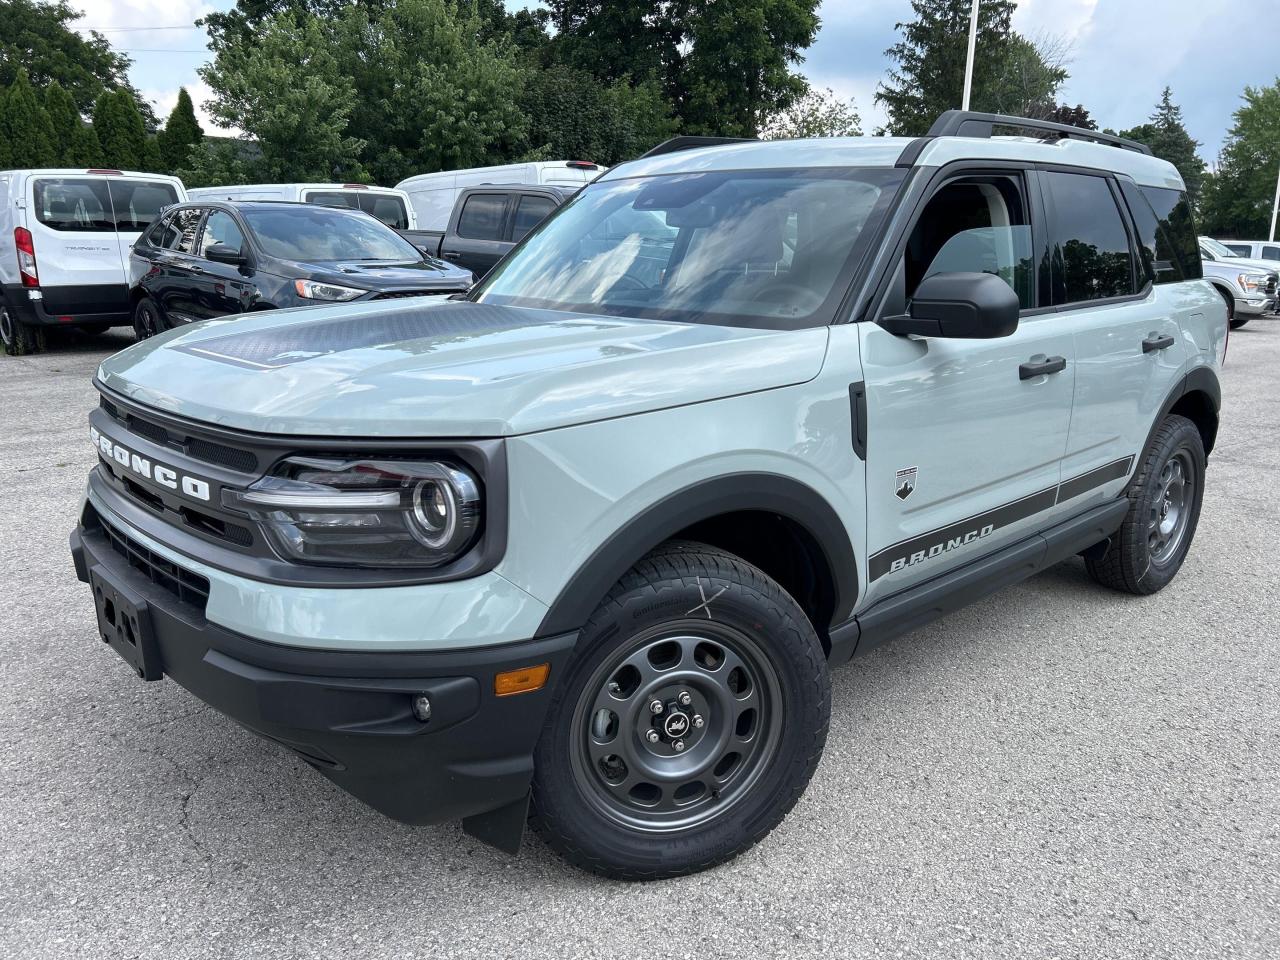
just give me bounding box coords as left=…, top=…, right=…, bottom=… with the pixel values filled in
left=109, top=180, right=179, bottom=231
left=511, top=195, right=557, bottom=242
left=1263, top=245, right=1280, bottom=261
left=305, top=191, right=410, bottom=230
left=160, top=208, right=205, bottom=253
left=32, top=178, right=114, bottom=231
left=1223, top=244, right=1251, bottom=257
left=456, top=193, right=508, bottom=240
left=1136, top=185, right=1202, bottom=281
left=1043, top=171, right=1136, bottom=304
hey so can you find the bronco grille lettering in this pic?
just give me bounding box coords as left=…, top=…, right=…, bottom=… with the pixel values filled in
left=91, top=426, right=211, bottom=502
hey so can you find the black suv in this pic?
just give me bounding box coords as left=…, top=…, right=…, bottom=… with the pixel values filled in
left=129, top=200, right=473, bottom=338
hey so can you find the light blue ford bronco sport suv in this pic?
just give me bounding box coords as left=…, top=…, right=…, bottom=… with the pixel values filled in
left=71, top=112, right=1226, bottom=880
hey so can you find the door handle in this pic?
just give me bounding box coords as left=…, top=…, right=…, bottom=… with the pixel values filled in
left=1019, top=355, right=1068, bottom=380
left=188, top=263, right=205, bottom=274
left=1142, top=332, right=1175, bottom=353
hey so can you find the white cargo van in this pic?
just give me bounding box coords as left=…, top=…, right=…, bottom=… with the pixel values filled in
left=0, top=168, right=186, bottom=355
left=185, top=183, right=417, bottom=230
left=395, top=161, right=603, bottom=232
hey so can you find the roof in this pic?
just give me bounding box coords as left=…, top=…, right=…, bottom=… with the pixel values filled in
left=187, top=183, right=406, bottom=193
left=600, top=133, right=1184, bottom=191
left=0, top=168, right=183, bottom=181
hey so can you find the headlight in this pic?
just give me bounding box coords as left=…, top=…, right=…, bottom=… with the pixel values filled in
left=223, top=456, right=482, bottom=567
left=1237, top=272, right=1270, bottom=293
left=294, top=278, right=366, bottom=301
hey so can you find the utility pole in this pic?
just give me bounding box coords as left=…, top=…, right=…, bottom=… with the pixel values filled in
left=961, top=0, right=980, bottom=111
left=1270, top=161, right=1280, bottom=242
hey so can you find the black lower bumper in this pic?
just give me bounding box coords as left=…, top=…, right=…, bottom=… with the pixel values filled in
left=69, top=517, right=577, bottom=850
left=4, top=282, right=131, bottom=327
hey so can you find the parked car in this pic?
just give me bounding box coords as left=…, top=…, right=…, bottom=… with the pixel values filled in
left=0, top=167, right=186, bottom=355
left=1197, top=236, right=1277, bottom=328
left=186, top=182, right=417, bottom=231
left=1217, top=238, right=1280, bottom=263
left=72, top=112, right=1224, bottom=880
left=401, top=184, right=578, bottom=277
left=396, top=160, right=602, bottom=231
left=128, top=200, right=472, bottom=338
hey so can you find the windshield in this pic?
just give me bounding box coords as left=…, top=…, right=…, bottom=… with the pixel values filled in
left=1200, top=237, right=1239, bottom=259
left=473, top=167, right=905, bottom=328
left=240, top=205, right=423, bottom=261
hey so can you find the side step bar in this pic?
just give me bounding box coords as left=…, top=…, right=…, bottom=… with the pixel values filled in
left=828, top=498, right=1129, bottom=664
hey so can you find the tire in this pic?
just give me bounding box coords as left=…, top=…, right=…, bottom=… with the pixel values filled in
left=132, top=298, right=166, bottom=341
left=0, top=305, right=46, bottom=356
left=530, top=541, right=830, bottom=880
left=1229, top=316, right=1250, bottom=330
left=1086, top=414, right=1205, bottom=595
left=78, top=323, right=115, bottom=337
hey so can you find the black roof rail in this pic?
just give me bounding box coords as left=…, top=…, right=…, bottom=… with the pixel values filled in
left=926, top=110, right=1154, bottom=156
left=639, top=136, right=756, bottom=160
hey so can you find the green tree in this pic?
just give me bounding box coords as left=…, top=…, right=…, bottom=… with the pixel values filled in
left=1116, top=88, right=1206, bottom=203
left=876, top=0, right=1068, bottom=136
left=177, top=137, right=255, bottom=188
left=156, top=88, right=204, bottom=173
left=43, top=79, right=78, bottom=160
left=518, top=65, right=675, bottom=164
left=333, top=0, right=529, bottom=182
left=1198, top=81, right=1280, bottom=238
left=0, top=0, right=156, bottom=125
left=760, top=86, right=861, bottom=139
left=200, top=14, right=366, bottom=181
left=0, top=68, right=57, bottom=167
left=92, top=89, right=151, bottom=170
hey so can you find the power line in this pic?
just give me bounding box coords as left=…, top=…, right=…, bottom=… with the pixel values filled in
left=114, top=48, right=210, bottom=54
left=80, top=25, right=203, bottom=32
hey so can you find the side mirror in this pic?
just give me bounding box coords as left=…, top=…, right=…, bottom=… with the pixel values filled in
left=205, top=242, right=246, bottom=266
left=880, top=272, right=1020, bottom=339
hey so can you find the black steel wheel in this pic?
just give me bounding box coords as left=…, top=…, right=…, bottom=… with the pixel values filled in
left=532, top=541, right=830, bottom=880
left=1086, top=414, right=1206, bottom=595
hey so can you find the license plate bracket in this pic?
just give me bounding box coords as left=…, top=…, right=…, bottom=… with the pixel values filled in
left=88, top=565, right=163, bottom=681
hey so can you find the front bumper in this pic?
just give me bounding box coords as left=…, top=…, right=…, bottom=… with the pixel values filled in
left=1235, top=295, right=1273, bottom=316
left=69, top=510, right=577, bottom=847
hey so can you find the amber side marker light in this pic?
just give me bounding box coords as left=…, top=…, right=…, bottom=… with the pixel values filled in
left=495, top=663, right=550, bottom=697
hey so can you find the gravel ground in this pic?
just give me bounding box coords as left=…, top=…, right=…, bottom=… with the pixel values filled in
left=1, top=323, right=1277, bottom=960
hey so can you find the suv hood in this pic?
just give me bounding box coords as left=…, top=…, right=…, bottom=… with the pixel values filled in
left=97, top=300, right=829, bottom=437
left=294, top=257, right=472, bottom=290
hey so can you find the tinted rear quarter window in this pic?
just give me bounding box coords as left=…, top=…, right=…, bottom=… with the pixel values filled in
left=1043, top=171, right=1135, bottom=304
left=1137, top=185, right=1201, bottom=282
left=456, top=194, right=507, bottom=240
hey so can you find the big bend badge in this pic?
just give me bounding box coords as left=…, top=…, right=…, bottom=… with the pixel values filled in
left=895, top=466, right=917, bottom=501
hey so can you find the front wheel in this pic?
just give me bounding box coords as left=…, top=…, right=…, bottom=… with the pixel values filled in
left=1086, top=414, right=1206, bottom=595
left=1229, top=316, right=1250, bottom=330
left=531, top=541, right=830, bottom=880
left=132, top=298, right=166, bottom=341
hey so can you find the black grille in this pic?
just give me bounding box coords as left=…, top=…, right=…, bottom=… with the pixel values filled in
left=94, top=508, right=210, bottom=611
left=1266, top=276, right=1277, bottom=295
left=100, top=397, right=258, bottom=473
left=372, top=290, right=448, bottom=300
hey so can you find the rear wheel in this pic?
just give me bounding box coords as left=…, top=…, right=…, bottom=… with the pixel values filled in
left=132, top=298, right=166, bottom=341
left=531, top=541, right=830, bottom=880
left=0, top=306, right=46, bottom=356
left=1086, top=415, right=1205, bottom=595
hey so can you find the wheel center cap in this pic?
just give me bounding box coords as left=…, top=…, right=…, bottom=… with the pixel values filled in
left=663, top=711, right=691, bottom=739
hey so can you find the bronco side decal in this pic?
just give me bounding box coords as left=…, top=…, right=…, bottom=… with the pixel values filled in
left=868, top=456, right=1135, bottom=582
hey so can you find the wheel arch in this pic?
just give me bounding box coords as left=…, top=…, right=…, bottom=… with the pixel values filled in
left=1147, top=366, right=1221, bottom=461
left=1204, top=278, right=1236, bottom=318
left=534, top=473, right=858, bottom=652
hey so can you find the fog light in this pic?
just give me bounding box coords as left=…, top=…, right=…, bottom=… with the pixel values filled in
left=411, top=693, right=432, bottom=722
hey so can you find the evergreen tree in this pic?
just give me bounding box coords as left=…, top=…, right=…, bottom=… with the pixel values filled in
left=92, top=89, right=150, bottom=170
left=69, top=123, right=103, bottom=167
left=0, top=68, right=57, bottom=166
left=156, top=88, right=204, bottom=173
left=1118, top=88, right=1206, bottom=203
left=43, top=79, right=79, bottom=161
left=876, top=0, right=1066, bottom=136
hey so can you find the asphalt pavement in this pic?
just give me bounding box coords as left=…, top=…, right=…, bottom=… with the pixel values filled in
left=1, top=322, right=1276, bottom=959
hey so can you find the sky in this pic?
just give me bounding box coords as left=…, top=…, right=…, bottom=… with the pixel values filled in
left=73, top=0, right=1280, bottom=164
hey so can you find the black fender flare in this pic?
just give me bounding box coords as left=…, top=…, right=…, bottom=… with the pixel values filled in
left=1140, top=365, right=1221, bottom=464
left=534, top=473, right=859, bottom=637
